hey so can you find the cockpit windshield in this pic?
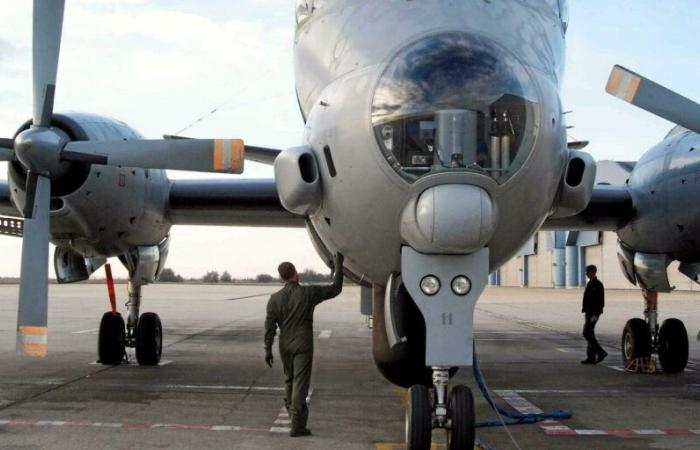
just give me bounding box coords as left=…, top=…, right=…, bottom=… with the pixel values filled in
left=371, top=33, right=540, bottom=184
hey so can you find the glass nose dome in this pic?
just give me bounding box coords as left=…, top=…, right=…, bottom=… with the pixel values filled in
left=372, top=32, right=540, bottom=184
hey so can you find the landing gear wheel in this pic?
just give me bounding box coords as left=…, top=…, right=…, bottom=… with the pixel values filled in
left=658, top=318, right=688, bottom=373
left=135, top=312, right=162, bottom=366
left=447, top=386, right=475, bottom=450
left=622, top=318, right=652, bottom=369
left=98, top=312, right=126, bottom=366
left=406, top=384, right=432, bottom=450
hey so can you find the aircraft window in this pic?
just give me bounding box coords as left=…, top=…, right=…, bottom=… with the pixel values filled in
left=372, top=33, right=539, bottom=184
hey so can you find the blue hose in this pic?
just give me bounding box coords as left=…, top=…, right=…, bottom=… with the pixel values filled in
left=472, top=347, right=573, bottom=428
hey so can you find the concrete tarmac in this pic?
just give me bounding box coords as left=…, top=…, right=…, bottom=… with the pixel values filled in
left=0, top=283, right=699, bottom=449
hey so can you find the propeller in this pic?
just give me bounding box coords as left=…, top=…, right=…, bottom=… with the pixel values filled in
left=13, top=0, right=65, bottom=357
left=11, top=1, right=249, bottom=357
left=606, top=65, right=700, bottom=134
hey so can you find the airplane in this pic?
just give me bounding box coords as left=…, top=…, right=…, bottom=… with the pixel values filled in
left=546, top=65, right=700, bottom=375
left=6, top=1, right=690, bottom=449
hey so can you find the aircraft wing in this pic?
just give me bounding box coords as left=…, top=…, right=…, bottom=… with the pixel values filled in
left=542, top=185, right=634, bottom=231
left=0, top=179, right=19, bottom=217
left=167, top=178, right=304, bottom=227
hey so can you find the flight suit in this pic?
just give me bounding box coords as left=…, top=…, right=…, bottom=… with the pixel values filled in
left=582, top=276, right=605, bottom=361
left=264, top=265, right=344, bottom=431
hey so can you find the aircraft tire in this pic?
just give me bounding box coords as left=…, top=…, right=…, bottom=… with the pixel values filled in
left=658, top=318, right=688, bottom=373
left=135, top=312, right=162, bottom=366
left=447, top=385, right=475, bottom=450
left=622, top=318, right=651, bottom=368
left=406, top=384, right=432, bottom=450
left=98, top=312, right=125, bottom=366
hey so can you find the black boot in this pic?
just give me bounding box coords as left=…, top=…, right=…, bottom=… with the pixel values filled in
left=290, top=428, right=312, bottom=437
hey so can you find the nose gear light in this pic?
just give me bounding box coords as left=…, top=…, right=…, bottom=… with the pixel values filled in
left=420, top=275, right=441, bottom=296
left=451, top=276, right=472, bottom=296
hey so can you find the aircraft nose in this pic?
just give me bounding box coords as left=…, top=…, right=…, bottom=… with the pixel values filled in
left=371, top=32, right=540, bottom=185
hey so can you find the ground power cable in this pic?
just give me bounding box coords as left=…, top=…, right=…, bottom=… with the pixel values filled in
left=472, top=345, right=573, bottom=430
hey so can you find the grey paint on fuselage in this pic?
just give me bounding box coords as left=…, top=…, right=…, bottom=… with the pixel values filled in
left=618, top=128, right=700, bottom=261
left=294, top=0, right=570, bottom=284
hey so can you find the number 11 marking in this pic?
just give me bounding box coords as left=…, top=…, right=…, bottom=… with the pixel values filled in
left=441, top=312, right=453, bottom=325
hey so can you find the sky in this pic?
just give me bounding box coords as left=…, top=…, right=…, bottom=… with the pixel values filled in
left=0, top=0, right=698, bottom=279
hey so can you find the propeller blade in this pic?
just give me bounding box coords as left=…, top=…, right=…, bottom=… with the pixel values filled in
left=163, top=135, right=281, bottom=165
left=0, top=148, right=13, bottom=161
left=33, top=0, right=65, bottom=127
left=62, top=139, right=245, bottom=174
left=16, top=173, right=51, bottom=357
left=0, top=138, right=14, bottom=149
left=606, top=65, right=700, bottom=134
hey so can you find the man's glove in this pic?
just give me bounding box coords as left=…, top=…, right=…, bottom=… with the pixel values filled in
left=265, top=350, right=274, bottom=368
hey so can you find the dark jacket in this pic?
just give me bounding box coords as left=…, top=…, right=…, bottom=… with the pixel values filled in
left=582, top=277, right=604, bottom=316
left=264, top=267, right=343, bottom=355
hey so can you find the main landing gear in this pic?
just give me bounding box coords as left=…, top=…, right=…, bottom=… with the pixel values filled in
left=621, top=289, right=688, bottom=373
left=97, top=265, right=162, bottom=366
left=406, top=369, right=475, bottom=450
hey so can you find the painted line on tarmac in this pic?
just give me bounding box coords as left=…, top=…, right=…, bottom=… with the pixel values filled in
left=511, top=389, right=623, bottom=394
left=374, top=440, right=492, bottom=450
left=0, top=419, right=269, bottom=433
left=89, top=360, right=173, bottom=367
left=72, top=328, right=98, bottom=334
left=165, top=385, right=284, bottom=392
left=496, top=390, right=700, bottom=438
left=319, top=330, right=332, bottom=339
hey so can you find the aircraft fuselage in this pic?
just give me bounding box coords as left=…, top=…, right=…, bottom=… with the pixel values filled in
left=294, top=0, right=572, bottom=284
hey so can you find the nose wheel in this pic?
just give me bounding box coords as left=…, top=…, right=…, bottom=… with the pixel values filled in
left=447, top=386, right=475, bottom=450
left=406, top=385, right=432, bottom=450
left=405, top=369, right=475, bottom=450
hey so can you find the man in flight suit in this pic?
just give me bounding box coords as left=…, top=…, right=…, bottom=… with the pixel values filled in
left=581, top=265, right=608, bottom=364
left=264, top=253, right=344, bottom=437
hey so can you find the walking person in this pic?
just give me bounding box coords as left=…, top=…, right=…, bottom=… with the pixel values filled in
left=264, top=253, right=344, bottom=437
left=581, top=265, right=608, bottom=364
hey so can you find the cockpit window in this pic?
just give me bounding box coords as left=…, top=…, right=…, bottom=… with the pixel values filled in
left=372, top=33, right=540, bottom=184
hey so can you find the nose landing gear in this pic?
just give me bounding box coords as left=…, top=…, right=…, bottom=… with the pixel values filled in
left=406, top=372, right=475, bottom=450
left=401, top=247, right=488, bottom=450
left=622, top=289, right=688, bottom=373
